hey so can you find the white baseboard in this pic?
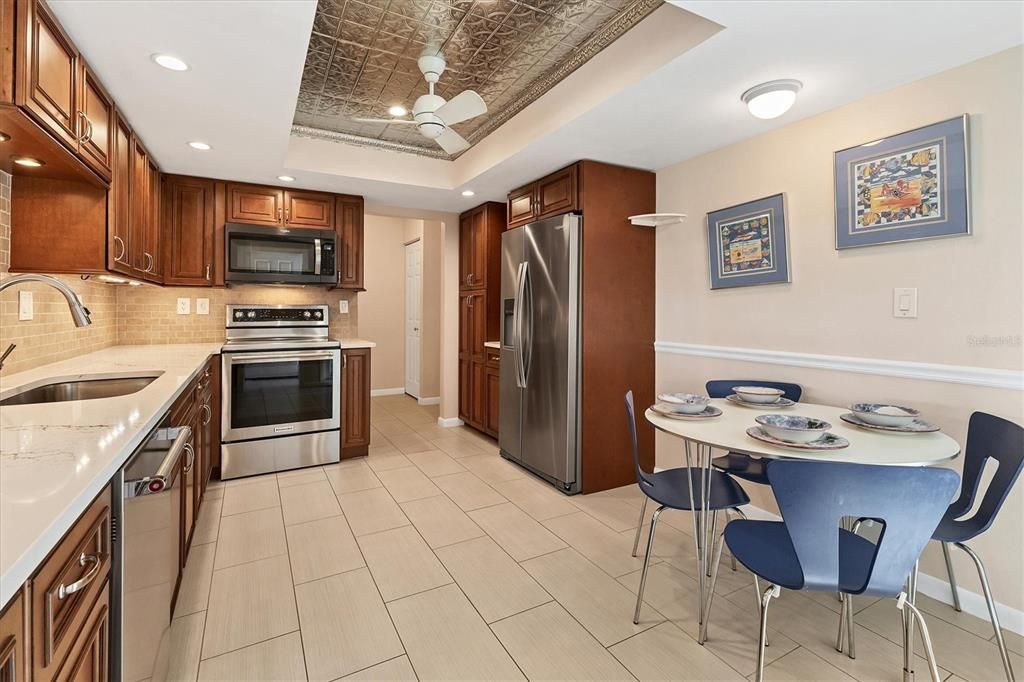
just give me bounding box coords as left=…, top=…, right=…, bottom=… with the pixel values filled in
left=370, top=387, right=406, bottom=397
left=437, top=417, right=464, bottom=428
left=418, top=396, right=440, bottom=406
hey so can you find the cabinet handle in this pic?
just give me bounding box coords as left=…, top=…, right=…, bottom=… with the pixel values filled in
left=57, top=552, right=103, bottom=599
left=183, top=442, right=195, bottom=473
left=205, top=263, right=211, bottom=281
left=113, top=235, right=126, bottom=263
left=202, top=403, right=212, bottom=425
left=467, top=295, right=474, bottom=307
left=277, top=207, right=283, bottom=221
left=85, top=117, right=94, bottom=145
left=144, top=252, right=154, bottom=273
left=76, top=111, right=90, bottom=143
left=285, top=208, right=290, bottom=223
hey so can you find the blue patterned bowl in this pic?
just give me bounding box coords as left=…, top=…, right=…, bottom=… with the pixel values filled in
left=754, top=414, right=832, bottom=444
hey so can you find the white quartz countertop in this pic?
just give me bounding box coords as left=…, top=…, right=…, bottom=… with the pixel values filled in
left=339, top=338, right=376, bottom=349
left=0, top=344, right=221, bottom=607
left=484, top=341, right=500, bottom=350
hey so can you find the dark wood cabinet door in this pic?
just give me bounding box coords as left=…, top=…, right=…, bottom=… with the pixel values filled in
left=1, top=0, right=14, bottom=104
left=0, top=588, right=27, bottom=682
left=107, top=112, right=132, bottom=275
left=16, top=0, right=79, bottom=150
left=507, top=184, right=535, bottom=229
left=284, top=190, right=333, bottom=227
left=336, top=197, right=364, bottom=289
left=470, top=360, right=487, bottom=428
left=459, top=292, right=481, bottom=356
left=469, top=208, right=487, bottom=289
left=54, top=581, right=108, bottom=682
left=342, top=348, right=371, bottom=457
left=226, top=184, right=283, bottom=226
left=181, top=409, right=197, bottom=553
left=458, top=357, right=473, bottom=424
left=208, top=360, right=222, bottom=477
left=76, top=62, right=112, bottom=180
left=458, top=211, right=473, bottom=289
left=128, top=138, right=149, bottom=275
left=484, top=365, right=499, bottom=436
left=163, top=175, right=214, bottom=285
left=470, top=293, right=487, bottom=358
left=536, top=166, right=577, bottom=219
left=140, top=155, right=162, bottom=282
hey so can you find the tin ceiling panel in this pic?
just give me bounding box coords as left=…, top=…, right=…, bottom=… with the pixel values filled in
left=293, top=0, right=663, bottom=158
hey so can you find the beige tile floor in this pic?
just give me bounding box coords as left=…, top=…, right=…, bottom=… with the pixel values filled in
left=170, top=394, right=1019, bottom=681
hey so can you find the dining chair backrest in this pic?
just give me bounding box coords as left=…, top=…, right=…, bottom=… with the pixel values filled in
left=766, top=460, right=960, bottom=597
left=705, top=379, right=803, bottom=402
left=624, top=391, right=654, bottom=488
left=945, top=411, right=1024, bottom=538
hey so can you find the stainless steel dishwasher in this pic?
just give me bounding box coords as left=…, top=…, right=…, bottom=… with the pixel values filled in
left=110, top=415, right=193, bottom=682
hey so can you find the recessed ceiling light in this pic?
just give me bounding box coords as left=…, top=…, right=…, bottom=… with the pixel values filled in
left=152, top=53, right=189, bottom=71
left=188, top=141, right=211, bottom=151
left=741, top=79, right=802, bottom=120
left=388, top=105, right=408, bottom=117
left=0, top=132, right=9, bottom=143
left=461, top=190, right=475, bottom=197
left=13, top=156, right=44, bottom=167
left=278, top=175, right=295, bottom=182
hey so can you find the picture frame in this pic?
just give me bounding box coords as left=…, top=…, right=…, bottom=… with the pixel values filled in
left=706, top=193, right=791, bottom=290
left=834, top=114, right=970, bottom=249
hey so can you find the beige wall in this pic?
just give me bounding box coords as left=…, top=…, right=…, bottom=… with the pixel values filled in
left=419, top=220, right=443, bottom=399
left=360, top=215, right=408, bottom=391
left=655, top=47, right=1024, bottom=612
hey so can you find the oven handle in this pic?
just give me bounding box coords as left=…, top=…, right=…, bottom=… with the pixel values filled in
left=228, top=350, right=338, bottom=365
left=314, top=238, right=322, bottom=276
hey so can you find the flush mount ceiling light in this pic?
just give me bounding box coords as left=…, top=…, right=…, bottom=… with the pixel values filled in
left=278, top=175, right=295, bottom=182
left=152, top=53, right=189, bottom=71
left=741, top=79, right=802, bottom=120
left=188, top=141, right=211, bottom=150
left=387, top=105, right=407, bottom=117
left=461, top=190, right=475, bottom=197
left=13, top=156, right=44, bottom=167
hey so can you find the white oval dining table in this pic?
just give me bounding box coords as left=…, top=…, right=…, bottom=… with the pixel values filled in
left=643, top=398, right=960, bottom=675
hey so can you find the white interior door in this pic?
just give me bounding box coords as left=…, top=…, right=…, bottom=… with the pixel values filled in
left=405, top=240, right=422, bottom=399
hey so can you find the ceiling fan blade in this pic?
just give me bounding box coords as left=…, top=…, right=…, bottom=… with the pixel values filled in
left=351, top=117, right=417, bottom=124
left=435, top=127, right=470, bottom=155
left=434, top=91, right=486, bottom=126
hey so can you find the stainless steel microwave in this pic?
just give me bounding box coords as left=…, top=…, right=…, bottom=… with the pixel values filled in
left=225, top=224, right=336, bottom=285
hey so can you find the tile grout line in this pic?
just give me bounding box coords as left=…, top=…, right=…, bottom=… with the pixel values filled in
left=276, top=489, right=312, bottom=682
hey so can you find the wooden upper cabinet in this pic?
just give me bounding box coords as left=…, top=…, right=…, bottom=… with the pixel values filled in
left=226, top=183, right=284, bottom=226
left=128, top=138, right=149, bottom=274
left=336, top=196, right=364, bottom=290
left=507, top=184, right=534, bottom=229
left=145, top=156, right=162, bottom=281
left=75, top=61, right=113, bottom=180
left=16, top=0, right=79, bottom=150
left=284, top=190, right=333, bottom=228
left=469, top=208, right=487, bottom=289
left=107, top=111, right=132, bottom=275
left=1, top=0, right=15, bottom=104
left=536, top=165, right=577, bottom=219
left=163, top=175, right=214, bottom=286
left=458, top=211, right=473, bottom=289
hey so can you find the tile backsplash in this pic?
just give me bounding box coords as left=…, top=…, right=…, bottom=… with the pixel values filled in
left=0, top=171, right=358, bottom=377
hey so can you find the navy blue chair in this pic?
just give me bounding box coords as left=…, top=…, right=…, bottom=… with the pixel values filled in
left=710, top=459, right=959, bottom=682
left=706, top=379, right=803, bottom=485
left=624, top=390, right=750, bottom=625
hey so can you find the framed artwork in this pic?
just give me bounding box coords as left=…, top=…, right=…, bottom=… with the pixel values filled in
left=706, top=193, right=791, bottom=290
left=834, top=114, right=970, bottom=249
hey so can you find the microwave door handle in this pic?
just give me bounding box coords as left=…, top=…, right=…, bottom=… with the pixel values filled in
left=314, top=238, right=322, bottom=275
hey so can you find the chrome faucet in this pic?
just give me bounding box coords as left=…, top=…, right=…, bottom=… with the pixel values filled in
left=0, top=274, right=92, bottom=371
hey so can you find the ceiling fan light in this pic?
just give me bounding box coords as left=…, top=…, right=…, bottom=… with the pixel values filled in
left=741, top=79, right=802, bottom=119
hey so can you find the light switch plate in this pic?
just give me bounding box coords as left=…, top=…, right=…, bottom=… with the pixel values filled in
left=893, top=287, right=918, bottom=318
left=195, top=298, right=210, bottom=315
left=18, top=291, right=32, bottom=321
left=338, top=300, right=349, bottom=314
left=176, top=297, right=191, bottom=315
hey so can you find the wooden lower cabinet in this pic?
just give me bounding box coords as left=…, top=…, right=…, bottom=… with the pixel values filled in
left=0, top=588, right=27, bottom=682
left=484, top=358, right=500, bottom=437
left=341, top=348, right=371, bottom=458
left=54, top=582, right=108, bottom=682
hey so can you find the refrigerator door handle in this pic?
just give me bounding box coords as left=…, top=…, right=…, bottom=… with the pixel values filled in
left=522, top=261, right=533, bottom=384
left=514, top=262, right=528, bottom=388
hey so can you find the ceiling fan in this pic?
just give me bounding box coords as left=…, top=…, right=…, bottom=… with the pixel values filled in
left=353, top=53, right=486, bottom=155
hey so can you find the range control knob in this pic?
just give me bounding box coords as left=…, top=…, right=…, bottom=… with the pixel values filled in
left=303, top=311, right=311, bottom=319
left=247, top=311, right=256, bottom=319
left=234, top=311, right=243, bottom=319
left=314, top=311, right=322, bottom=319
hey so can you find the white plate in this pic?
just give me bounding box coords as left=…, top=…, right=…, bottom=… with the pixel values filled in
left=840, top=413, right=940, bottom=434
left=726, top=394, right=795, bottom=409
left=746, top=426, right=849, bottom=450
left=650, top=404, right=723, bottom=420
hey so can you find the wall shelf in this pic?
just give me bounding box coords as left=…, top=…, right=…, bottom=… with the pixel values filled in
left=628, top=213, right=687, bottom=227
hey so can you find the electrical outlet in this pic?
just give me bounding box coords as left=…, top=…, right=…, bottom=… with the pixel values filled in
left=176, top=298, right=191, bottom=315
left=338, top=300, right=349, bottom=314
left=195, top=298, right=210, bottom=315
left=18, top=291, right=32, bottom=321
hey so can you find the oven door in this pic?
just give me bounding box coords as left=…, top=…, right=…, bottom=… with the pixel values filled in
left=222, top=348, right=341, bottom=442
left=225, top=224, right=334, bottom=285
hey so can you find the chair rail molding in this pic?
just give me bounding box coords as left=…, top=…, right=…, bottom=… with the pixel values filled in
left=654, top=341, right=1024, bottom=392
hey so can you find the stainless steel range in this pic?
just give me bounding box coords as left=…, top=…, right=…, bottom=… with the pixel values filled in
left=221, top=304, right=340, bottom=479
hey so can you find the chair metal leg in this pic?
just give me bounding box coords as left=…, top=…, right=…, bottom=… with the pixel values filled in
left=897, top=592, right=942, bottom=682
left=955, top=542, right=1015, bottom=681
left=755, top=584, right=780, bottom=682
left=940, top=541, right=962, bottom=612
left=902, top=562, right=920, bottom=682
left=631, top=496, right=649, bottom=558
left=836, top=594, right=847, bottom=653
left=707, top=511, right=719, bottom=577
left=700, top=525, right=727, bottom=644
left=634, top=505, right=665, bottom=625
left=846, top=593, right=856, bottom=659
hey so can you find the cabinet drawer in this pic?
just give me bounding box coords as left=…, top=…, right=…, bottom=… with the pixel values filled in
left=54, top=580, right=108, bottom=682
left=485, top=348, right=500, bottom=367
left=31, top=485, right=110, bottom=679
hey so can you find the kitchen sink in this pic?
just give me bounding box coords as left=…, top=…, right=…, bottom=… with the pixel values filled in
left=0, top=372, right=163, bottom=407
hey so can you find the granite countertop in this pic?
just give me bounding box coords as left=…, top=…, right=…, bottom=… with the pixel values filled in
left=484, top=341, right=500, bottom=350
left=339, top=338, right=376, bottom=349
left=0, top=343, right=222, bottom=606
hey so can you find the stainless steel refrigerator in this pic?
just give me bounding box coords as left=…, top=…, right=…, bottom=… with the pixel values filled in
left=499, top=213, right=582, bottom=493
